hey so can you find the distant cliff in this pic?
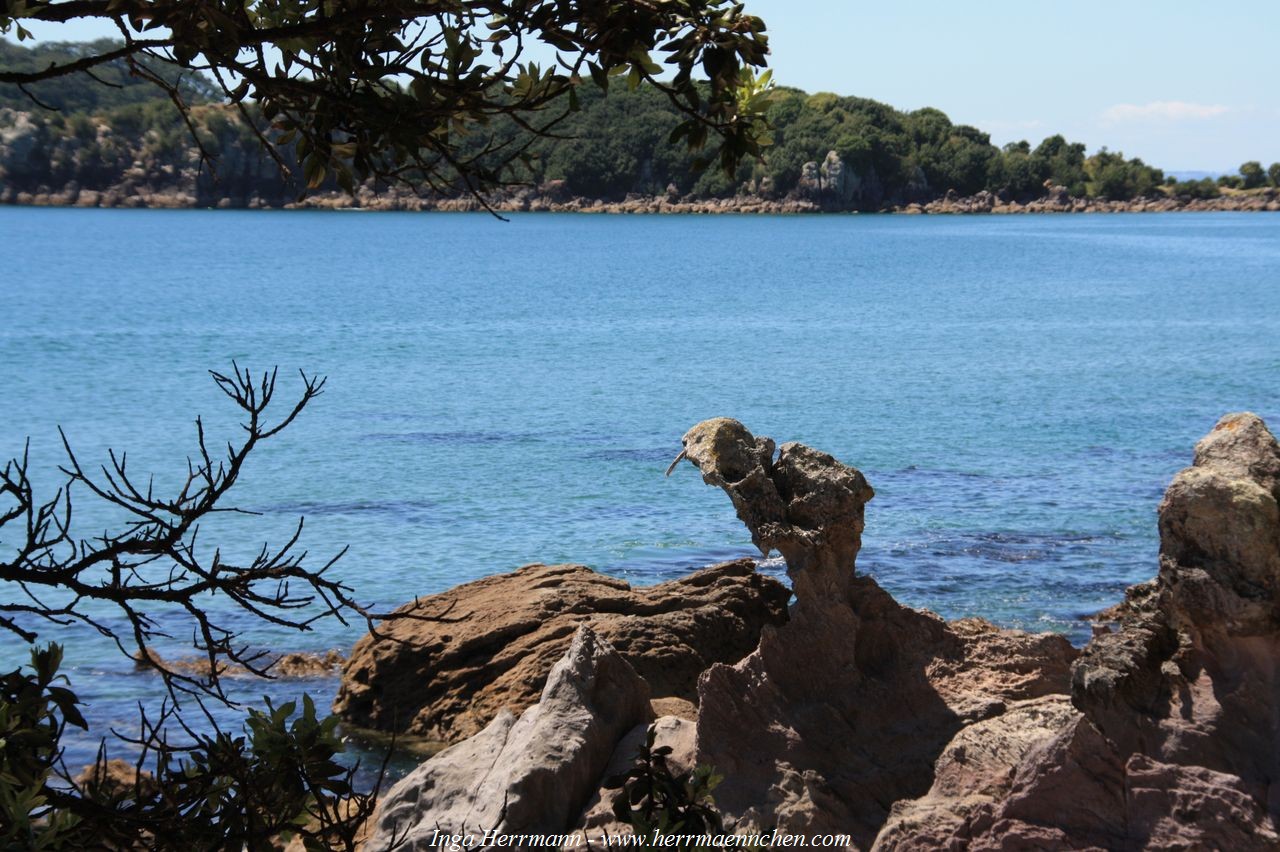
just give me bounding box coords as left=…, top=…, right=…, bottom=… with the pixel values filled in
left=3, top=40, right=1278, bottom=213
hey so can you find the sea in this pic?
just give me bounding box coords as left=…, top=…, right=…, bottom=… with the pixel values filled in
left=2, top=207, right=1278, bottom=776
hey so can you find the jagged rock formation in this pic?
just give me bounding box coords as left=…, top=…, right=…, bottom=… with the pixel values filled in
left=671, top=418, right=1077, bottom=848
left=366, top=626, right=652, bottom=851
left=334, top=560, right=789, bottom=742
left=882, top=412, right=1280, bottom=849
left=353, top=414, right=1280, bottom=851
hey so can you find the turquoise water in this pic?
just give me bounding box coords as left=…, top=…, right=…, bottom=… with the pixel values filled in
left=2, top=207, right=1278, bottom=772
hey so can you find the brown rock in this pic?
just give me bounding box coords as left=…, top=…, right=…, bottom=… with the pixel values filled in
left=953, top=720, right=1280, bottom=850
left=1125, top=754, right=1278, bottom=849
left=872, top=696, right=1080, bottom=851
left=955, top=412, right=1280, bottom=849
left=671, top=419, right=1078, bottom=847
left=963, top=715, right=1128, bottom=850
left=1073, top=412, right=1280, bottom=780
left=133, top=648, right=344, bottom=679
left=272, top=649, right=345, bottom=677
left=74, top=758, right=158, bottom=800
left=650, top=696, right=697, bottom=721
left=334, top=559, right=789, bottom=742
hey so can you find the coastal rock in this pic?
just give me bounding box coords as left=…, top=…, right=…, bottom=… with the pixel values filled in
left=671, top=419, right=1077, bottom=847
left=357, top=412, right=1280, bottom=850
left=367, top=625, right=651, bottom=851
left=1073, top=412, right=1280, bottom=777
left=960, top=715, right=1129, bottom=849
left=792, top=150, right=882, bottom=207
left=133, top=648, right=344, bottom=679
left=798, top=161, right=821, bottom=196
left=871, top=695, right=1080, bottom=850
left=820, top=151, right=860, bottom=204
left=1045, top=182, right=1070, bottom=206
left=947, top=412, right=1280, bottom=848
left=334, top=559, right=789, bottom=742
left=955, top=717, right=1279, bottom=850
left=271, top=649, right=345, bottom=677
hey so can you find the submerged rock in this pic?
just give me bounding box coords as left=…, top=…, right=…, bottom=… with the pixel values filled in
left=334, top=559, right=788, bottom=742
left=366, top=625, right=651, bottom=850
left=133, top=648, right=344, bottom=679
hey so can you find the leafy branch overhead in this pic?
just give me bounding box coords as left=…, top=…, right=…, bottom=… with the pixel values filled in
left=0, top=0, right=774, bottom=198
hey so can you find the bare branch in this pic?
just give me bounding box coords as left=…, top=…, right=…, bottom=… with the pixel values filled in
left=0, top=366, right=377, bottom=702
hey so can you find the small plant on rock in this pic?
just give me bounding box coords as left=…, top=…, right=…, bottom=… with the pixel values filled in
left=605, top=725, right=723, bottom=848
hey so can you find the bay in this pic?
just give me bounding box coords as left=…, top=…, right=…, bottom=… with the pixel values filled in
left=2, top=207, right=1278, bottom=773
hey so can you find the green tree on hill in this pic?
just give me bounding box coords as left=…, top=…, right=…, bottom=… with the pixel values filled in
left=905, top=108, right=996, bottom=196
left=1085, top=149, right=1163, bottom=200
left=0, top=38, right=218, bottom=113
left=988, top=141, right=1045, bottom=199
left=1239, top=161, right=1267, bottom=190
left=1171, top=177, right=1221, bottom=199
left=1033, top=135, right=1088, bottom=197
left=2, top=35, right=1272, bottom=209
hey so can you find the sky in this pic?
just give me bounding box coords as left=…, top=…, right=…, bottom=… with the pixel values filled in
left=9, top=0, right=1278, bottom=171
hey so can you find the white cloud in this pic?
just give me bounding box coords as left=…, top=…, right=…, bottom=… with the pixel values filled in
left=1101, top=101, right=1230, bottom=123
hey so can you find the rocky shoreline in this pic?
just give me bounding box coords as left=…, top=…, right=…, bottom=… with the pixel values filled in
left=5, top=183, right=1279, bottom=214
left=333, top=413, right=1280, bottom=849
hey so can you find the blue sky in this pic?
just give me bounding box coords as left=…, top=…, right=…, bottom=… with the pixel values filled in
left=10, top=0, right=1278, bottom=170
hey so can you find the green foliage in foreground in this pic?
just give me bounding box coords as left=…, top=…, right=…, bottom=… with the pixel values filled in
left=1, top=645, right=372, bottom=851
left=606, top=725, right=723, bottom=848
left=0, top=645, right=86, bottom=848
left=2, top=0, right=772, bottom=198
